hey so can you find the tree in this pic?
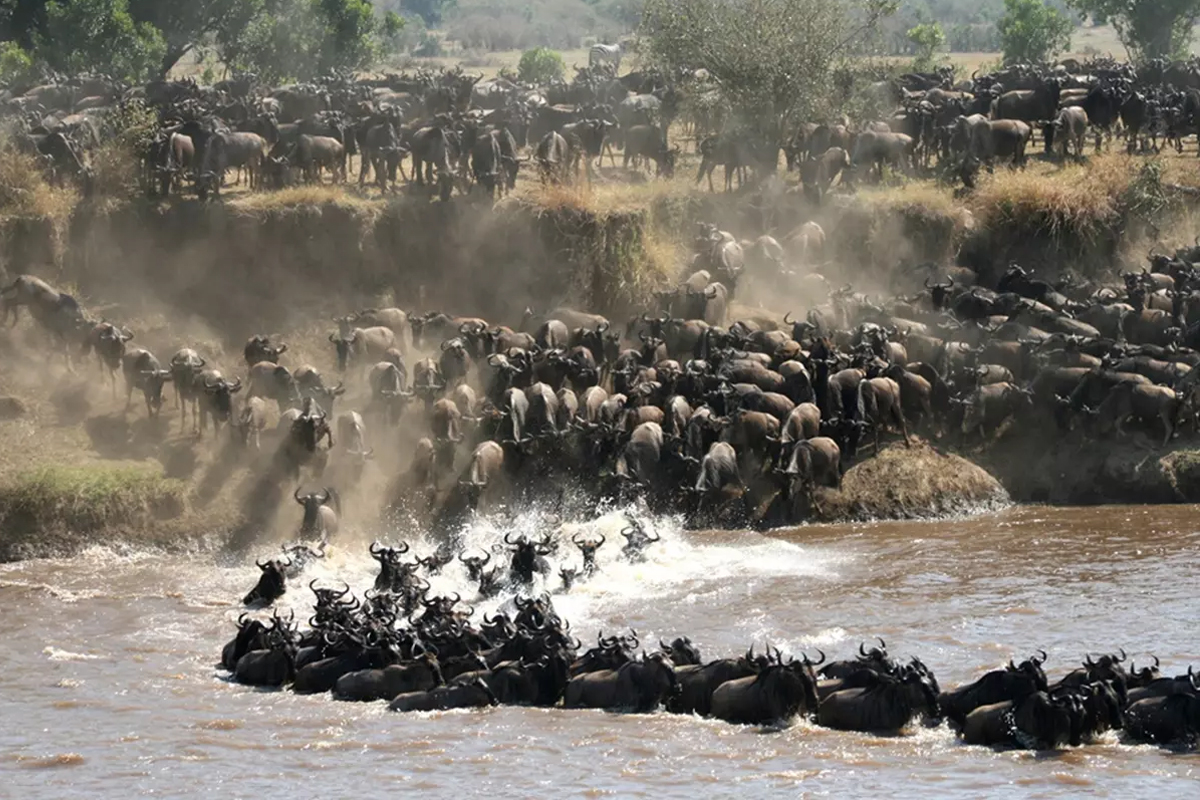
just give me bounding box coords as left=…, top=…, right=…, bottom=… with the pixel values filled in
left=127, top=0, right=255, bottom=78
left=400, top=0, right=455, bottom=27
left=1065, top=0, right=1198, bottom=62
left=518, top=47, right=565, bottom=84
left=38, top=0, right=165, bottom=81
left=906, top=21, right=944, bottom=71
left=640, top=0, right=896, bottom=142
left=215, top=0, right=386, bottom=83
left=997, top=0, right=1073, bottom=64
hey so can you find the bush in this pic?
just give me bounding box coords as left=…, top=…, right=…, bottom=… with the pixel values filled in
left=519, top=47, right=566, bottom=84
left=415, top=31, right=443, bottom=57
left=0, top=41, right=34, bottom=88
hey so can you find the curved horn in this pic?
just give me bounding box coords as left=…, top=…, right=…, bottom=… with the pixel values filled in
left=1117, top=648, right=1127, bottom=663
left=294, top=487, right=305, bottom=504
left=1036, top=649, right=1047, bottom=665
left=783, top=311, right=794, bottom=325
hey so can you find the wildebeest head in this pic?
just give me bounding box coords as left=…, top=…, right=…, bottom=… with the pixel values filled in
left=139, top=368, right=173, bottom=413
left=1128, top=655, right=1161, bottom=688
left=505, top=532, right=552, bottom=584
left=659, top=636, right=702, bottom=666
left=293, top=487, right=335, bottom=536
left=328, top=330, right=357, bottom=372
left=369, top=540, right=413, bottom=593
left=205, top=377, right=243, bottom=420
left=559, top=565, right=579, bottom=592
left=291, top=399, right=329, bottom=452
left=619, top=518, right=660, bottom=561
left=243, top=557, right=289, bottom=606
left=856, top=637, right=898, bottom=674
left=1009, top=649, right=1050, bottom=691
left=458, top=549, right=492, bottom=583
left=571, top=532, right=605, bottom=575
left=245, top=334, right=287, bottom=365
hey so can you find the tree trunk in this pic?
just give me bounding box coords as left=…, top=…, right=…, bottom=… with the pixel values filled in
left=157, top=43, right=194, bottom=81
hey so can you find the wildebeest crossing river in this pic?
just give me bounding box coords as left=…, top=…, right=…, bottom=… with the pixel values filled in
left=3, top=504, right=1199, bottom=796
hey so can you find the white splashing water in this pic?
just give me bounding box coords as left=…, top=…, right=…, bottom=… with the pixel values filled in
left=230, top=502, right=851, bottom=647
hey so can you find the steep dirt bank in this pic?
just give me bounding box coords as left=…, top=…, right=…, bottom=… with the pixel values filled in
left=0, top=162, right=1198, bottom=562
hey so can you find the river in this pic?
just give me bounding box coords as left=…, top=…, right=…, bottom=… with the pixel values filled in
left=2, top=504, right=1199, bottom=797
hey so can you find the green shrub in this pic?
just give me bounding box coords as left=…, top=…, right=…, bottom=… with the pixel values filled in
left=518, top=47, right=566, bottom=84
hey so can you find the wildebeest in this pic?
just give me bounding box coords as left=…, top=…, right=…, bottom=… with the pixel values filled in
left=195, top=370, right=243, bottom=436
left=294, top=487, right=339, bottom=538
left=388, top=678, right=498, bottom=712
left=243, top=558, right=288, bottom=606
left=121, top=347, right=172, bottom=417
left=710, top=654, right=820, bottom=725
left=817, top=665, right=940, bottom=733
left=938, top=652, right=1049, bottom=728
left=563, top=651, right=679, bottom=712
left=329, top=326, right=396, bottom=372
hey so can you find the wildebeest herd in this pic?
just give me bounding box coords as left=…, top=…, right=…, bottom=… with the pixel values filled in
left=223, top=537, right=1200, bottom=749
left=15, top=52, right=1200, bottom=203
left=7, top=205, right=1200, bottom=530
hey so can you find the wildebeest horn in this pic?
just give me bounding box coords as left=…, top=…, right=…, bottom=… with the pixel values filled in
left=877, top=637, right=887, bottom=652
left=294, top=487, right=305, bottom=504
left=1035, top=649, right=1047, bottom=664
left=783, top=311, right=794, bottom=324
left=1117, top=648, right=1127, bottom=662
left=1085, top=654, right=1095, bottom=667
left=328, top=333, right=338, bottom=342
left=660, top=639, right=670, bottom=651
left=1153, top=655, right=1160, bottom=668
left=504, top=531, right=519, bottom=545
left=859, top=642, right=868, bottom=657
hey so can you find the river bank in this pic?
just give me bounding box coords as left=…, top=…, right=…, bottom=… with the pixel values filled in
left=2, top=155, right=1200, bottom=560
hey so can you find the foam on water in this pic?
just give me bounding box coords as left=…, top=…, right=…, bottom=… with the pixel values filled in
left=225, top=503, right=851, bottom=642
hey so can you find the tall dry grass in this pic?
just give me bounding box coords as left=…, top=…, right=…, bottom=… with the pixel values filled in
left=0, top=145, right=79, bottom=221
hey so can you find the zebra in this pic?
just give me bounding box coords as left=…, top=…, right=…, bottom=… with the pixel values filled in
left=588, top=42, right=622, bottom=73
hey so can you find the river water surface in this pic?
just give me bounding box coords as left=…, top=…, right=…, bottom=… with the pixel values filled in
left=3, top=505, right=1199, bottom=797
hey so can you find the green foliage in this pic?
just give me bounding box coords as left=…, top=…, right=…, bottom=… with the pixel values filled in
left=998, top=0, right=1072, bottom=64
left=401, top=0, right=456, bottom=27
left=127, top=0, right=251, bottom=77
left=642, top=0, right=896, bottom=140
left=518, top=46, right=565, bottom=84
left=414, top=30, right=442, bottom=56
left=448, top=0, right=622, bottom=51
left=0, top=40, right=33, bottom=86
left=38, top=0, right=166, bottom=81
left=215, top=0, right=386, bottom=83
left=92, top=97, right=158, bottom=195
left=906, top=21, right=945, bottom=71
left=1065, top=0, right=1199, bottom=61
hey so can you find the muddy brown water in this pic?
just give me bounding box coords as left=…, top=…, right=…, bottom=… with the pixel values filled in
left=3, top=504, right=1199, bottom=796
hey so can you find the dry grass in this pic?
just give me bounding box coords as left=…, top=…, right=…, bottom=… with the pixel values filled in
left=967, top=157, right=1129, bottom=240
left=0, top=146, right=79, bottom=222
left=229, top=184, right=386, bottom=218
left=816, top=442, right=1008, bottom=522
